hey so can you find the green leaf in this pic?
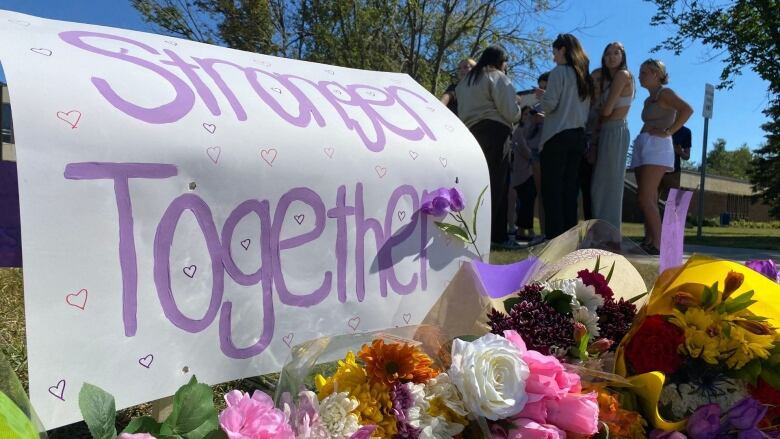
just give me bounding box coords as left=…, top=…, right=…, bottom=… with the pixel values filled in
left=725, top=299, right=757, bottom=313
left=605, top=262, right=616, bottom=284
left=204, top=431, right=228, bottom=439
left=0, top=391, right=39, bottom=439
left=503, top=297, right=522, bottom=314
left=700, top=283, right=718, bottom=309
left=164, top=376, right=219, bottom=439
left=183, top=418, right=220, bottom=439
left=760, top=363, right=780, bottom=390
left=593, top=255, right=601, bottom=273
left=741, top=315, right=769, bottom=321
left=434, top=222, right=470, bottom=243
left=78, top=383, right=117, bottom=439
left=471, top=185, right=488, bottom=236
left=628, top=292, right=649, bottom=304
left=721, top=322, right=731, bottom=338
left=123, top=416, right=162, bottom=435
left=543, top=290, right=574, bottom=315
left=577, top=333, right=590, bottom=360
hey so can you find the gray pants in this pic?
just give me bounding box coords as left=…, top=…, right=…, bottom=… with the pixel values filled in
left=591, top=119, right=629, bottom=231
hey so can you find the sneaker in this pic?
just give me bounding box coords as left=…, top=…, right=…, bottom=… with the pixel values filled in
left=641, top=242, right=660, bottom=256
left=491, top=239, right=529, bottom=250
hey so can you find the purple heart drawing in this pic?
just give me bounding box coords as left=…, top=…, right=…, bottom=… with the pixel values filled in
left=348, top=316, right=361, bottom=331
left=183, top=265, right=197, bottom=278
left=260, top=148, right=277, bottom=166
left=240, top=239, right=251, bottom=250
left=323, top=147, right=335, bottom=158
left=270, top=87, right=282, bottom=94
left=202, top=123, right=216, bottom=134
left=294, top=214, right=305, bottom=225
left=397, top=210, right=406, bottom=221
left=48, top=379, right=66, bottom=401
left=409, top=150, right=419, bottom=160
left=65, top=289, right=88, bottom=310
left=56, top=110, right=81, bottom=129
left=30, top=48, right=52, bottom=56
left=439, top=157, right=448, bottom=168
left=282, top=333, right=294, bottom=348
left=206, top=146, right=221, bottom=164
left=403, top=313, right=412, bottom=324
left=138, top=354, right=154, bottom=368
left=374, top=165, right=387, bottom=178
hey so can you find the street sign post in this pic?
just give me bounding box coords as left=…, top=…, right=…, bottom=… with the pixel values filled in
left=697, top=83, right=715, bottom=238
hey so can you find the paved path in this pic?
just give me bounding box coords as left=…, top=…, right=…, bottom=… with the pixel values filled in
left=684, top=244, right=780, bottom=262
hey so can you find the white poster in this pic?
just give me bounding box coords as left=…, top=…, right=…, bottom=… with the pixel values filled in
left=0, top=10, right=490, bottom=428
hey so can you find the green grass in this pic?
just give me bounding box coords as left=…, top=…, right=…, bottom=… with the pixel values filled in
left=622, top=222, right=780, bottom=250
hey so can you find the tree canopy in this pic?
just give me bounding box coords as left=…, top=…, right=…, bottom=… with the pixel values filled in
left=131, top=0, right=562, bottom=95
left=648, top=0, right=780, bottom=216
left=705, top=138, right=753, bottom=180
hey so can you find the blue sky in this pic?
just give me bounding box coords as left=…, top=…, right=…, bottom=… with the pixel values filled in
left=0, top=0, right=771, bottom=164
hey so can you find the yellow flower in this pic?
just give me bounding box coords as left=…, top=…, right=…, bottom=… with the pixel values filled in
left=670, top=308, right=721, bottom=364
left=315, top=351, right=368, bottom=398
left=314, top=351, right=397, bottom=438
left=721, top=325, right=774, bottom=369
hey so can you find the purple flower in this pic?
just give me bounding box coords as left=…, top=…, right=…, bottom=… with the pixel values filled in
left=737, top=429, right=765, bottom=439
left=449, top=188, right=465, bottom=212
left=687, top=403, right=721, bottom=439
left=727, top=397, right=767, bottom=431
left=745, top=259, right=780, bottom=282
left=650, top=430, right=687, bottom=439
left=421, top=188, right=453, bottom=216
left=390, top=383, right=414, bottom=422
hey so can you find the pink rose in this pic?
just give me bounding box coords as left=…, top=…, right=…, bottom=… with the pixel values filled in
left=545, top=392, right=599, bottom=435
left=504, top=330, right=580, bottom=402
left=515, top=401, right=547, bottom=424
left=491, top=418, right=566, bottom=439
left=219, top=390, right=294, bottom=439
left=118, top=434, right=155, bottom=439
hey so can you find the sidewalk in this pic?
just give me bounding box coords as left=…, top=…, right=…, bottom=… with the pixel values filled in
left=683, top=244, right=780, bottom=262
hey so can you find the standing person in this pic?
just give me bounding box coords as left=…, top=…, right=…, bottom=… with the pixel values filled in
left=535, top=34, right=592, bottom=239
left=530, top=73, right=548, bottom=237
left=457, top=46, right=522, bottom=248
left=440, top=58, right=476, bottom=115
left=509, top=106, right=536, bottom=242
left=590, top=42, right=635, bottom=231
left=659, top=125, right=692, bottom=200
left=631, top=59, right=693, bottom=254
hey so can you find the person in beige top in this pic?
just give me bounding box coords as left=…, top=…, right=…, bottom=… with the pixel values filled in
left=631, top=59, right=693, bottom=254
left=456, top=45, right=522, bottom=248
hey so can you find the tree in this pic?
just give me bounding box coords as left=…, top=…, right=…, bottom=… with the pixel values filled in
left=647, top=0, right=780, bottom=216
left=705, top=138, right=753, bottom=180
left=131, top=0, right=562, bottom=95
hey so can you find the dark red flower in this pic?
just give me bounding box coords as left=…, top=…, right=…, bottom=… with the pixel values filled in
left=577, top=269, right=614, bottom=300
left=624, top=314, right=685, bottom=374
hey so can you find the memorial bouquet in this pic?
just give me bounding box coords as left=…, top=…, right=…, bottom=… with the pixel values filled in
left=615, top=256, right=780, bottom=436
left=486, top=257, right=640, bottom=363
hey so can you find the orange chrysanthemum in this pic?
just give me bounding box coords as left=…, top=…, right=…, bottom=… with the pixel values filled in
left=358, top=339, right=439, bottom=385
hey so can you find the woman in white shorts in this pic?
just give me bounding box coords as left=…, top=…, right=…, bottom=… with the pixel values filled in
left=631, top=59, right=692, bottom=254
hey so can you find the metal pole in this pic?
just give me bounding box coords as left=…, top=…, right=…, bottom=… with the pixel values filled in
left=696, top=117, right=709, bottom=238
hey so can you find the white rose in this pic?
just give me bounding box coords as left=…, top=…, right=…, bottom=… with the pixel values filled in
left=447, top=333, right=530, bottom=420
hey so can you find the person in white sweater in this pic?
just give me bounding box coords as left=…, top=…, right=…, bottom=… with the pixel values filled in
left=456, top=45, right=522, bottom=248
left=534, top=34, right=593, bottom=239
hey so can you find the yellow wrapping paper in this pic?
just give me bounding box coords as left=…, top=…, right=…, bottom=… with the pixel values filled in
left=614, top=255, right=780, bottom=430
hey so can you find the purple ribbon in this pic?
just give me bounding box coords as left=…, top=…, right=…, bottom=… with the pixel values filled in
left=471, top=256, right=540, bottom=298
left=660, top=188, right=693, bottom=273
